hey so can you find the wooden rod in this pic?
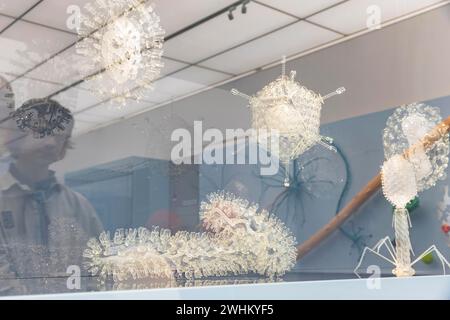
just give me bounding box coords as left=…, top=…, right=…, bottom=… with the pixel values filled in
left=296, top=116, right=450, bottom=260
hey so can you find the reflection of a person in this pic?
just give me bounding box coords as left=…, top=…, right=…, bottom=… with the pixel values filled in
left=0, top=76, right=15, bottom=174
left=0, top=97, right=103, bottom=294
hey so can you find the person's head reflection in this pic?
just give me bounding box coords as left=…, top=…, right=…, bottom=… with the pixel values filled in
left=6, top=99, right=74, bottom=187
left=0, top=75, right=14, bottom=114
left=0, top=76, right=15, bottom=165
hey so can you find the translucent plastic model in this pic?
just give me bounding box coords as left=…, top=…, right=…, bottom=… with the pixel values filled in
left=231, top=56, right=345, bottom=186
left=84, top=192, right=297, bottom=282
left=355, top=103, right=450, bottom=277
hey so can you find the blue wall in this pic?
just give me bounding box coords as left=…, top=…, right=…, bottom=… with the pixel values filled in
left=199, top=96, right=450, bottom=275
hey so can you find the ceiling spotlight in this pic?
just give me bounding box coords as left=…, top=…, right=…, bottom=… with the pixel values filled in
left=241, top=0, right=250, bottom=14
left=228, top=6, right=236, bottom=20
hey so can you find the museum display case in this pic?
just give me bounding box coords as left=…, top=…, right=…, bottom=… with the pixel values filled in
left=0, top=0, right=449, bottom=299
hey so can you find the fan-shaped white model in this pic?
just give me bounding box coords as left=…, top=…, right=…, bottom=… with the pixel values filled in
left=76, top=0, right=165, bottom=102
left=84, top=192, right=297, bottom=282
left=355, top=103, right=450, bottom=278
left=231, top=56, right=345, bottom=186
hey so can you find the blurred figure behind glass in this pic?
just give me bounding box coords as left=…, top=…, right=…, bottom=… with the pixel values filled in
left=0, top=76, right=15, bottom=174
left=0, top=97, right=103, bottom=295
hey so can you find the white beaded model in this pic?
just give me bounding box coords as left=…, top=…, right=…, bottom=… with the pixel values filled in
left=355, top=103, right=450, bottom=278
left=231, top=56, right=345, bottom=187
left=83, top=192, right=297, bottom=282
left=76, top=0, right=164, bottom=102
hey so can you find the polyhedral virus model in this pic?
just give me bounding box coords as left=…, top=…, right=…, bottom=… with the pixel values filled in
left=231, top=56, right=345, bottom=186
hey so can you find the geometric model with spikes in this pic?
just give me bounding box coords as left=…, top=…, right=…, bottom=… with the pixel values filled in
left=355, top=103, right=450, bottom=278
left=231, top=56, right=345, bottom=187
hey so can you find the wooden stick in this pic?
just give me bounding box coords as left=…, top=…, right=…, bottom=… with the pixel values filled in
left=296, top=116, right=450, bottom=260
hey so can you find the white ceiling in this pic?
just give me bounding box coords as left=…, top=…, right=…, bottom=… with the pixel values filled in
left=164, top=2, right=296, bottom=63
left=154, top=0, right=238, bottom=36
left=200, top=20, right=341, bottom=74
left=308, top=0, right=444, bottom=34
left=0, top=0, right=40, bottom=17
left=257, top=0, right=344, bottom=18
left=0, top=0, right=447, bottom=136
left=0, top=14, right=13, bottom=30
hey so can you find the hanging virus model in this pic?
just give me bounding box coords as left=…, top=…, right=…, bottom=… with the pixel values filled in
left=83, top=192, right=297, bottom=282
left=231, top=56, right=345, bottom=187
left=76, top=0, right=165, bottom=102
left=355, top=103, right=450, bottom=278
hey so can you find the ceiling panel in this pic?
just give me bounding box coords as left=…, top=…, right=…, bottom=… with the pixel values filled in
left=158, top=67, right=229, bottom=96
left=0, top=14, right=13, bottom=30
left=52, top=86, right=103, bottom=113
left=78, top=99, right=154, bottom=123
left=0, top=20, right=38, bottom=76
left=24, top=0, right=237, bottom=36
left=78, top=77, right=153, bottom=107
left=201, top=21, right=341, bottom=74
left=10, top=77, right=62, bottom=107
left=56, top=45, right=188, bottom=86
left=76, top=56, right=188, bottom=96
left=257, top=0, right=344, bottom=18
left=137, top=86, right=175, bottom=104
left=308, top=0, right=444, bottom=34
left=0, top=35, right=33, bottom=76
left=172, top=66, right=231, bottom=86
left=74, top=113, right=105, bottom=123
left=72, top=120, right=97, bottom=136
left=0, top=0, right=40, bottom=18
left=160, top=57, right=189, bottom=76
left=0, top=20, right=76, bottom=75
left=28, top=53, right=188, bottom=88
left=140, top=66, right=230, bottom=103
left=23, top=0, right=90, bottom=33
left=153, top=0, right=237, bottom=35
left=0, top=72, right=14, bottom=82
left=163, top=1, right=296, bottom=63
left=26, top=45, right=97, bottom=86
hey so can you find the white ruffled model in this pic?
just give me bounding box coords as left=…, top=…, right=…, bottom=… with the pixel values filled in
left=83, top=192, right=297, bottom=282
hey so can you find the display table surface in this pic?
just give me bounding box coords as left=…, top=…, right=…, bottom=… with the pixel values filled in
left=2, top=274, right=449, bottom=300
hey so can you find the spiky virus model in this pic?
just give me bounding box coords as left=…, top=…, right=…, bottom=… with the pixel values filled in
left=83, top=193, right=297, bottom=282
left=76, top=0, right=165, bottom=102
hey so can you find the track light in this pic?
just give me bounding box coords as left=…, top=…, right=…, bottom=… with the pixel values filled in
left=228, top=6, right=236, bottom=20
left=227, top=1, right=250, bottom=21
left=242, top=0, right=250, bottom=14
